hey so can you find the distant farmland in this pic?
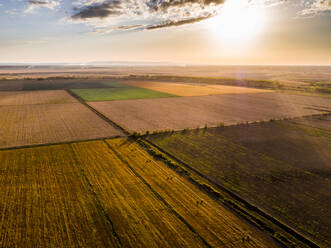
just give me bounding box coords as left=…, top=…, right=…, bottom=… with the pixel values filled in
left=89, top=92, right=329, bottom=133
left=0, top=139, right=278, bottom=248
left=123, top=81, right=271, bottom=96
left=0, top=78, right=131, bottom=91
left=0, top=90, right=77, bottom=105
left=147, top=116, right=331, bottom=247
left=71, top=87, right=177, bottom=101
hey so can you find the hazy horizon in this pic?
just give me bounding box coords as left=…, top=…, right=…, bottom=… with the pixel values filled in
left=1, top=62, right=331, bottom=66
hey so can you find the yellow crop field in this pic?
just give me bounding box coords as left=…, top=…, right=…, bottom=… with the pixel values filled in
left=71, top=141, right=206, bottom=248
left=0, top=139, right=279, bottom=247
left=0, top=145, right=121, bottom=248
left=123, top=81, right=271, bottom=96
left=0, top=90, right=77, bottom=106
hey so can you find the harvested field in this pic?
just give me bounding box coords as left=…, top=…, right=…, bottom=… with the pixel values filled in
left=72, top=87, right=176, bottom=101
left=0, top=139, right=279, bottom=248
left=0, top=103, right=123, bottom=149
left=123, top=81, right=271, bottom=96
left=89, top=92, right=330, bottom=133
left=0, top=90, right=77, bottom=106
left=147, top=119, right=331, bottom=247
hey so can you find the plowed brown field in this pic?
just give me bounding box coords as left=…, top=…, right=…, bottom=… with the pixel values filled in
left=0, top=90, right=77, bottom=106
left=123, top=81, right=271, bottom=96
left=89, top=92, right=330, bottom=133
left=0, top=103, right=123, bottom=148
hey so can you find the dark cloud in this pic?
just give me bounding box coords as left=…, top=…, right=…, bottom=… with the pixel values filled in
left=147, top=0, right=225, bottom=12
left=28, top=0, right=49, bottom=5
left=146, top=13, right=213, bottom=29
left=72, top=0, right=122, bottom=19
left=118, top=24, right=144, bottom=30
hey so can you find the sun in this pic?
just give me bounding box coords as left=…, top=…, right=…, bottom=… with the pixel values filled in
left=207, top=0, right=266, bottom=46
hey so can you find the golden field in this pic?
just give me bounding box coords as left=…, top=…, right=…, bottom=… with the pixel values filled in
left=0, top=139, right=279, bottom=248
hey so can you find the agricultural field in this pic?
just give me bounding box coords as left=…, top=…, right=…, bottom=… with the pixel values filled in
left=0, top=80, right=23, bottom=91
left=72, top=87, right=176, bottom=101
left=214, top=115, right=331, bottom=177
left=89, top=92, right=330, bottom=133
left=289, top=114, right=331, bottom=131
left=22, top=79, right=116, bottom=91
left=0, top=145, right=121, bottom=247
left=0, top=73, right=329, bottom=248
left=123, top=81, right=271, bottom=96
left=0, top=90, right=77, bottom=105
left=0, top=78, right=130, bottom=91
left=0, top=139, right=279, bottom=248
left=0, top=103, right=123, bottom=149
left=147, top=117, right=331, bottom=247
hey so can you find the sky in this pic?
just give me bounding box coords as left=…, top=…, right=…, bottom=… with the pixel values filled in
left=0, top=0, right=330, bottom=65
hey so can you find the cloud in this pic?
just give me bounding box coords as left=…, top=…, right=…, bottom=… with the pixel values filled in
left=72, top=0, right=122, bottom=19
left=69, top=0, right=285, bottom=33
left=146, top=13, right=213, bottom=29
left=298, top=0, right=331, bottom=16
left=70, top=0, right=225, bottom=20
left=24, top=0, right=61, bottom=13
left=146, top=0, right=225, bottom=12
left=0, top=3, right=3, bottom=8
left=90, top=13, right=212, bottom=34
left=73, top=0, right=107, bottom=6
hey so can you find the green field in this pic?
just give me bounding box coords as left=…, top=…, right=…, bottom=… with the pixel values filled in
left=71, top=87, right=177, bottom=101
left=105, top=81, right=133, bottom=88
left=147, top=117, right=331, bottom=247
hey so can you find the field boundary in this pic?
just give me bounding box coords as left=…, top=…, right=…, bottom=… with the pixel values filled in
left=140, top=138, right=321, bottom=248
left=66, top=89, right=130, bottom=135
left=145, top=112, right=331, bottom=136
left=0, top=136, right=122, bottom=152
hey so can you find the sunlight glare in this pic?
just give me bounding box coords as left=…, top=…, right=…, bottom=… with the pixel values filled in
left=208, top=0, right=266, bottom=47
